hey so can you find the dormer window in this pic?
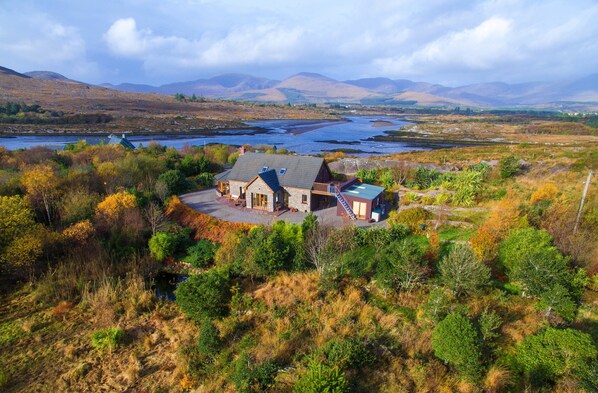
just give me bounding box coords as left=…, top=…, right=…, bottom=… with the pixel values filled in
left=279, top=168, right=287, bottom=175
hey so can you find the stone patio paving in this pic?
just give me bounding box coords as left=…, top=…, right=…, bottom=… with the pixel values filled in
left=179, top=188, right=386, bottom=227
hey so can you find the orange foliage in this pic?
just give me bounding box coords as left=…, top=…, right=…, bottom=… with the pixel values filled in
left=165, top=196, right=253, bottom=244
left=470, top=197, right=522, bottom=263
left=530, top=182, right=558, bottom=205
left=95, top=191, right=137, bottom=223
left=62, top=220, right=95, bottom=243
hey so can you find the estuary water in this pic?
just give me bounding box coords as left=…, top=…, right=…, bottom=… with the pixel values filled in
left=0, top=115, right=453, bottom=155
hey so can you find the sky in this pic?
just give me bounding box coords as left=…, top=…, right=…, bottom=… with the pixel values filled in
left=1, top=0, right=597, bottom=86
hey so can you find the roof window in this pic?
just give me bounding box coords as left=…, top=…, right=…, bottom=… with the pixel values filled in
left=279, top=168, right=287, bottom=175
left=260, top=166, right=269, bottom=173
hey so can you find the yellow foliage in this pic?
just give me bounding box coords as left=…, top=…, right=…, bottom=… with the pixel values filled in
left=95, top=191, right=137, bottom=223
left=62, top=220, right=95, bottom=243
left=530, top=182, right=558, bottom=204
left=20, top=164, right=58, bottom=198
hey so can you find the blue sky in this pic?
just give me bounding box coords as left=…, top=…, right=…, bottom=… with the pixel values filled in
left=1, top=0, right=597, bottom=86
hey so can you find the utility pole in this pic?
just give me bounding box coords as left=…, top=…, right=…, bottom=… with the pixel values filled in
left=574, top=170, right=593, bottom=234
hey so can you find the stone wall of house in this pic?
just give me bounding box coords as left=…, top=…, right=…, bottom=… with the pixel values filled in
left=246, top=177, right=275, bottom=212
left=229, top=180, right=246, bottom=198
left=286, top=187, right=312, bottom=212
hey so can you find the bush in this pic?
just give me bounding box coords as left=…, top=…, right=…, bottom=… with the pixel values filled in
left=536, top=284, right=577, bottom=321
left=183, top=240, right=218, bottom=268
left=320, top=338, right=375, bottom=370
left=232, top=353, right=279, bottom=393
left=294, top=361, right=348, bottom=393
left=148, top=232, right=178, bottom=262
left=499, top=156, right=520, bottom=179
left=432, top=313, right=483, bottom=381
left=375, top=238, right=427, bottom=292
left=516, top=327, right=596, bottom=386
left=0, top=369, right=7, bottom=389
left=414, top=167, right=441, bottom=189
left=175, top=269, right=231, bottom=320
left=387, top=207, right=432, bottom=233
left=197, top=318, right=221, bottom=356
left=91, top=327, right=125, bottom=351
left=438, top=244, right=490, bottom=297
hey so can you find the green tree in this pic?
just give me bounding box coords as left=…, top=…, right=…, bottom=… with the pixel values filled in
left=375, top=238, right=427, bottom=292
left=197, top=318, right=221, bottom=356
left=183, top=240, right=218, bottom=268
left=516, top=328, right=596, bottom=386
left=432, top=313, right=483, bottom=381
left=439, top=244, right=490, bottom=297
left=378, top=169, right=395, bottom=189
left=537, top=284, right=577, bottom=322
left=355, top=168, right=378, bottom=184
left=499, top=227, right=571, bottom=296
left=148, top=232, right=177, bottom=262
left=157, top=169, right=189, bottom=196
left=175, top=269, right=231, bottom=320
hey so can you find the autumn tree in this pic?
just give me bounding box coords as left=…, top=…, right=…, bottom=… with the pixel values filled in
left=20, top=164, right=59, bottom=226
left=0, top=196, right=43, bottom=272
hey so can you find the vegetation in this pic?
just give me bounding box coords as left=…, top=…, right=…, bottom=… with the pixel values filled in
left=0, top=127, right=596, bottom=392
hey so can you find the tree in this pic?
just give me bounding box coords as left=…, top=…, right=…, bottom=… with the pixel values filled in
left=157, top=169, right=188, bottom=196
left=439, top=244, right=490, bottom=297
left=499, top=227, right=571, bottom=296
left=21, top=164, right=59, bottom=226
left=516, top=328, right=596, bottom=386
left=148, top=232, right=177, bottom=262
left=175, top=269, right=231, bottom=320
left=355, top=168, right=377, bottom=184
left=0, top=196, right=43, bottom=272
left=432, top=313, right=484, bottom=381
left=537, top=284, right=577, bottom=322
left=304, top=223, right=334, bottom=275
left=197, top=318, right=221, bottom=356
left=378, top=169, right=395, bottom=189
left=142, top=201, right=166, bottom=235
left=95, top=191, right=137, bottom=224
left=183, top=240, right=218, bottom=268
left=375, top=238, right=428, bottom=292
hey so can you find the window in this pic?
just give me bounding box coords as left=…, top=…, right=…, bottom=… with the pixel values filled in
left=302, top=194, right=308, bottom=204
left=279, top=168, right=287, bottom=175
left=260, top=166, right=268, bottom=173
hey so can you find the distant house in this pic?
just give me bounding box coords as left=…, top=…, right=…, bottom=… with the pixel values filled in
left=217, top=152, right=386, bottom=221
left=108, top=134, right=136, bottom=149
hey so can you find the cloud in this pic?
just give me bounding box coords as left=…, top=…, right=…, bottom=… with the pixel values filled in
left=0, top=10, right=98, bottom=79
left=103, top=17, right=305, bottom=72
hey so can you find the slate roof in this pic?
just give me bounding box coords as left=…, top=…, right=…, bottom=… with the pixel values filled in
left=225, top=153, right=326, bottom=189
left=108, top=134, right=136, bottom=149
left=342, top=182, right=385, bottom=200
left=254, top=169, right=281, bottom=192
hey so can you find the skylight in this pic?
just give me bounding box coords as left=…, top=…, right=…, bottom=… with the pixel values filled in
left=260, top=166, right=269, bottom=173
left=279, top=168, right=287, bottom=175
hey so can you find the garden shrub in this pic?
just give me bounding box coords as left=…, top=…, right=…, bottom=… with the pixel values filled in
left=414, top=167, right=441, bottom=189
left=320, top=338, right=375, bottom=370
left=432, top=313, right=483, bottom=381
left=175, top=269, right=231, bottom=320
left=294, top=361, right=348, bottom=393
left=90, top=327, right=125, bottom=351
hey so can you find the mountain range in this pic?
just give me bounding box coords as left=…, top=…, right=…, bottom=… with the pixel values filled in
left=3, top=65, right=598, bottom=110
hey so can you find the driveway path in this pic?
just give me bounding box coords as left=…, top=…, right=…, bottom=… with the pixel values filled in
left=180, top=188, right=382, bottom=227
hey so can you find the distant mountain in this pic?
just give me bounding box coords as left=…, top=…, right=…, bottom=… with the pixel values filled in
left=0, top=66, right=30, bottom=78
left=24, top=71, right=78, bottom=82
left=2, top=64, right=596, bottom=110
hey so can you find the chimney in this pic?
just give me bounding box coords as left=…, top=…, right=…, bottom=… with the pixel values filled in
left=239, top=146, right=246, bottom=156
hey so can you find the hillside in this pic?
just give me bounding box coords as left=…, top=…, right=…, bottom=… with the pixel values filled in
left=0, top=67, right=336, bottom=134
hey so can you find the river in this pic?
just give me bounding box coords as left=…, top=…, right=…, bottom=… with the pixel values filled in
left=0, top=116, right=455, bottom=155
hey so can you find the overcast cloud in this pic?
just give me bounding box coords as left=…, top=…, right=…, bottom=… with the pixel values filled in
left=0, top=0, right=596, bottom=85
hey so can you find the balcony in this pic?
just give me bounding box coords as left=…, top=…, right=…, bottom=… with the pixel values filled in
left=312, top=182, right=339, bottom=195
